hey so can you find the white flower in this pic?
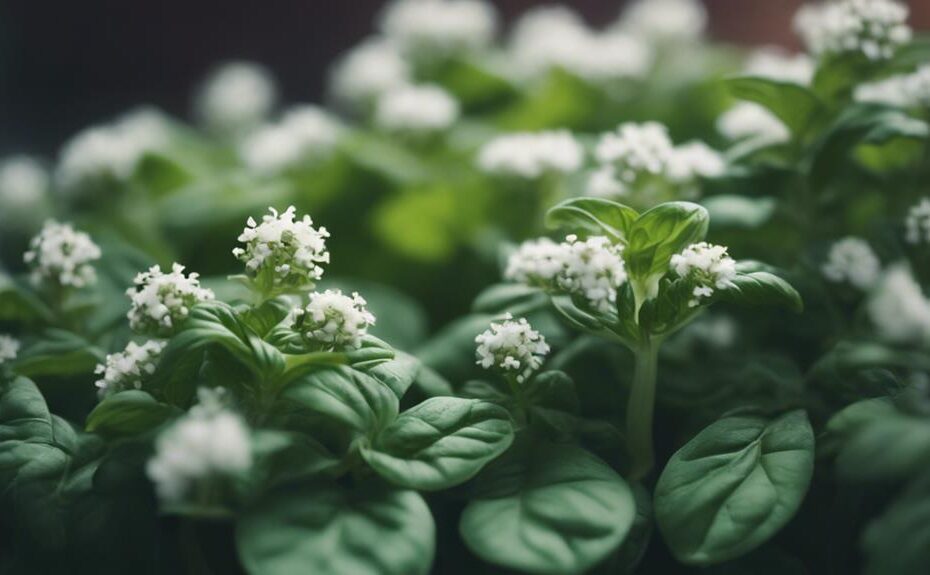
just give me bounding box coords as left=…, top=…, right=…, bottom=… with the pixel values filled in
left=670, top=242, right=737, bottom=306
left=504, top=238, right=567, bottom=286
left=744, top=47, right=815, bottom=85
left=683, top=314, right=738, bottom=350
left=0, top=334, right=19, bottom=364
left=475, top=314, right=549, bottom=383
left=232, top=206, right=330, bottom=292
left=855, top=65, right=930, bottom=108
left=55, top=109, right=171, bottom=197
left=667, top=141, right=726, bottom=182
left=195, top=62, right=277, bottom=136
left=596, top=122, right=676, bottom=185
left=23, top=220, right=101, bottom=289
left=289, top=290, right=376, bottom=350
left=239, top=106, right=344, bottom=172
left=127, top=263, right=215, bottom=336
left=375, top=84, right=460, bottom=134
left=0, top=156, right=49, bottom=230
left=717, top=102, right=790, bottom=143
left=558, top=235, right=628, bottom=314
left=586, top=166, right=627, bottom=198
left=379, top=0, right=498, bottom=62
left=821, top=237, right=881, bottom=290
left=619, top=0, right=707, bottom=44
left=867, top=264, right=930, bottom=345
left=794, top=0, right=911, bottom=61
left=477, top=131, right=583, bottom=179
left=147, top=388, right=252, bottom=503
left=94, top=340, right=166, bottom=398
left=906, top=198, right=930, bottom=245
left=329, top=39, right=412, bottom=109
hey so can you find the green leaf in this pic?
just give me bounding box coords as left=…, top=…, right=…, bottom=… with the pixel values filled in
left=716, top=271, right=803, bottom=313
left=85, top=391, right=181, bottom=438
left=13, top=329, right=105, bottom=378
left=546, top=198, right=639, bottom=243
left=725, top=76, right=824, bottom=137
left=361, top=397, right=514, bottom=491
left=237, top=482, right=435, bottom=575
left=654, top=410, right=814, bottom=565
left=626, top=202, right=709, bottom=282
left=471, top=283, right=547, bottom=314
left=460, top=440, right=636, bottom=575
left=0, top=273, right=55, bottom=325
left=365, top=350, right=421, bottom=400
left=863, top=471, right=930, bottom=575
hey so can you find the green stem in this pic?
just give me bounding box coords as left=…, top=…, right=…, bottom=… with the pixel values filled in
left=627, top=338, right=659, bottom=481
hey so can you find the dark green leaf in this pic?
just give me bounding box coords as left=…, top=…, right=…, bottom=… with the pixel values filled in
left=726, top=76, right=824, bottom=137
left=863, top=471, right=930, bottom=575
left=85, top=391, right=181, bottom=438
left=716, top=271, right=803, bottom=312
left=13, top=329, right=104, bottom=378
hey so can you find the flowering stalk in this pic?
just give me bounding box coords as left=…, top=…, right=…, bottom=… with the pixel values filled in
left=627, top=336, right=660, bottom=480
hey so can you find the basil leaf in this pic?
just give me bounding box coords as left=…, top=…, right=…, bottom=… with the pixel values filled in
left=716, top=271, right=803, bottom=312
left=725, top=76, right=824, bottom=138
left=626, top=202, right=709, bottom=283
left=85, top=391, right=181, bottom=438
left=863, top=471, right=930, bottom=575
left=365, top=350, right=421, bottom=400
left=546, top=197, right=638, bottom=243
left=0, top=273, right=55, bottom=325
left=654, top=410, right=814, bottom=565
left=13, top=329, right=105, bottom=378
left=460, top=440, right=635, bottom=575
left=362, top=397, right=514, bottom=490
left=237, top=481, right=434, bottom=575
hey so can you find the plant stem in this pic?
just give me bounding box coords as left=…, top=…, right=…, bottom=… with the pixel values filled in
left=627, top=338, right=659, bottom=481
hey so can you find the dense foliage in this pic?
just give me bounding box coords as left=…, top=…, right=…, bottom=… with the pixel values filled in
left=1, top=0, right=930, bottom=573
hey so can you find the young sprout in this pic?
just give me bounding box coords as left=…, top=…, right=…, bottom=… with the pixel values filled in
left=374, top=84, right=460, bottom=135
left=0, top=334, right=19, bottom=365
left=793, top=0, right=911, bottom=62
left=475, top=314, right=550, bottom=384
left=23, top=220, right=101, bottom=289
left=232, top=206, right=330, bottom=298
left=146, top=388, right=252, bottom=504
left=126, top=263, right=215, bottom=337
left=477, top=131, right=583, bottom=180
left=905, top=198, right=930, bottom=245
left=670, top=242, right=737, bottom=307
left=94, top=340, right=167, bottom=398
left=821, top=237, right=881, bottom=291
left=289, top=290, right=376, bottom=350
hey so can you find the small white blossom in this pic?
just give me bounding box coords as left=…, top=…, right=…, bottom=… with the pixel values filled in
left=289, top=290, right=376, bottom=350
left=0, top=156, right=49, bottom=231
left=821, top=237, right=881, bottom=290
left=329, top=39, right=412, bottom=109
left=684, top=314, right=738, bottom=350
left=505, top=238, right=567, bottom=286
left=195, top=62, right=277, bottom=136
left=127, top=263, right=215, bottom=336
left=475, top=314, right=549, bottom=383
left=744, top=47, right=815, bottom=85
left=586, top=165, right=627, bottom=198
left=794, top=0, right=911, bottom=61
left=232, top=206, right=330, bottom=292
left=375, top=84, right=460, bottom=134
left=0, top=334, right=19, bottom=364
left=477, top=131, right=583, bottom=179
left=855, top=65, right=930, bottom=108
left=717, top=102, right=790, bottom=143
left=867, top=264, right=930, bottom=345
left=558, top=235, right=628, bottom=314
left=619, top=0, right=707, bottom=44
left=94, top=340, right=166, bottom=398
left=596, top=122, right=676, bottom=185
left=670, top=242, right=738, bottom=306
left=668, top=141, right=726, bottom=183
left=147, top=388, right=252, bottom=503
left=239, top=106, right=344, bottom=173
left=906, top=198, right=930, bottom=245
left=23, top=220, right=101, bottom=289
left=379, top=0, right=498, bottom=62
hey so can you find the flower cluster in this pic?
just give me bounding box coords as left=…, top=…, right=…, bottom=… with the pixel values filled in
left=855, top=65, right=930, bottom=108
left=821, top=237, right=881, bottom=290
left=379, top=0, right=498, bottom=62
left=147, top=388, right=252, bottom=503
left=289, top=290, right=376, bottom=350
left=94, top=340, right=167, bottom=398
left=239, top=106, right=344, bottom=172
left=195, top=61, right=277, bottom=136
left=329, top=39, right=412, bottom=109
left=667, top=141, right=726, bottom=183
left=506, top=235, right=628, bottom=314
left=905, top=198, right=930, bottom=245
left=375, top=84, right=460, bottom=134
left=232, top=206, right=330, bottom=293
left=0, top=155, right=49, bottom=231
left=618, top=0, right=707, bottom=44
left=595, top=122, right=676, bottom=190
left=717, top=102, right=790, bottom=143
left=23, top=220, right=102, bottom=289
left=477, top=131, right=583, bottom=179
left=56, top=108, right=171, bottom=197
left=0, top=334, right=19, bottom=365
left=126, top=264, right=215, bottom=336
left=670, top=242, right=737, bottom=306
left=867, top=264, right=930, bottom=344
left=475, top=314, right=550, bottom=383
left=743, top=47, right=815, bottom=85
left=793, top=0, right=911, bottom=61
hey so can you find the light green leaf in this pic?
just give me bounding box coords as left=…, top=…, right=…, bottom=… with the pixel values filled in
left=546, top=198, right=639, bottom=243
left=626, top=202, right=709, bottom=282
left=654, top=410, right=814, bottom=565
left=362, top=397, right=513, bottom=491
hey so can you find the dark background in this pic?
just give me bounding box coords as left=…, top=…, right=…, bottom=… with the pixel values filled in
left=1, top=0, right=927, bottom=157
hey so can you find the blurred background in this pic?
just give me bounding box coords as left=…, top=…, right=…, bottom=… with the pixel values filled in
left=2, top=0, right=928, bottom=156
